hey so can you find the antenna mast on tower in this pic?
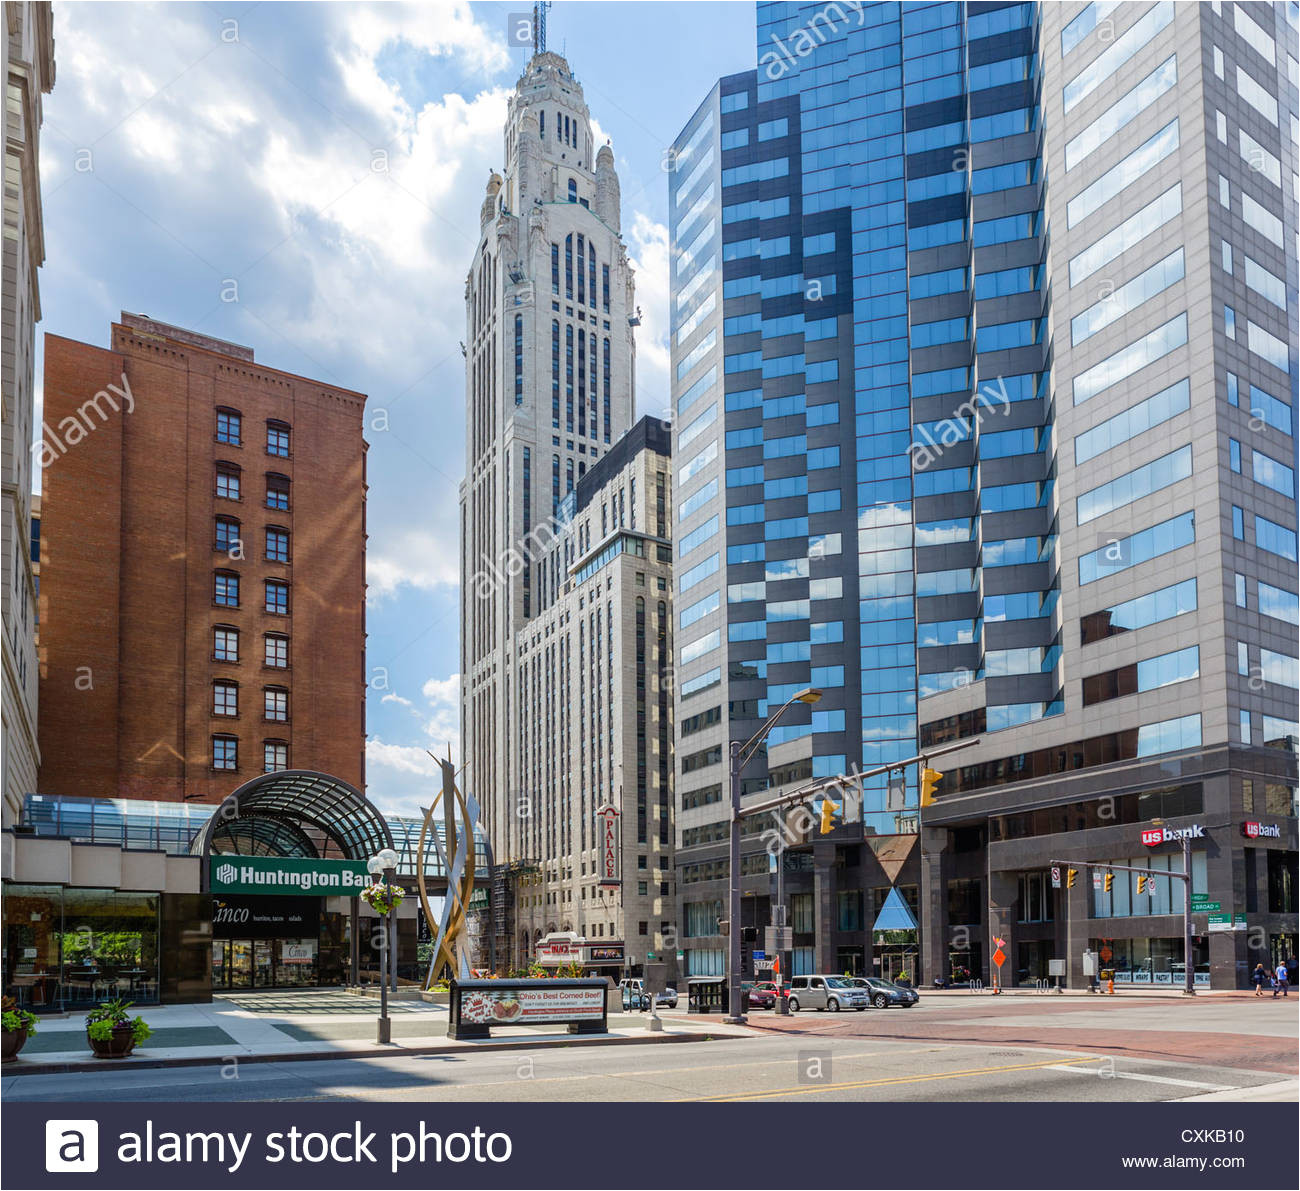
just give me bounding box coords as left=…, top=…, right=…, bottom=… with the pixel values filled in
left=533, top=2, right=551, bottom=54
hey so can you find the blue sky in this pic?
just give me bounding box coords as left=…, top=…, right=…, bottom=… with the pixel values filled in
left=37, top=1, right=756, bottom=815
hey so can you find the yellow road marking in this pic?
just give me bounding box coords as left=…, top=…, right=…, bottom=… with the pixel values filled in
left=678, top=1056, right=1098, bottom=1101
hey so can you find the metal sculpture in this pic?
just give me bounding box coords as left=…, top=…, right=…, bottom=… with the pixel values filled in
left=415, top=754, right=482, bottom=988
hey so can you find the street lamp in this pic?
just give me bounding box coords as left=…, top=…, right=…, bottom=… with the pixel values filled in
left=725, top=687, right=821, bottom=1025
left=368, top=847, right=401, bottom=1042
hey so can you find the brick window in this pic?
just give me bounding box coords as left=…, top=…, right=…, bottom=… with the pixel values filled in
left=216, top=408, right=242, bottom=445
left=213, top=681, right=238, bottom=717
left=215, top=463, right=241, bottom=500
left=264, top=634, right=289, bottom=668
left=264, top=740, right=289, bottom=772
left=266, top=473, right=290, bottom=511
left=264, top=580, right=289, bottom=615
left=264, top=687, right=288, bottom=722
left=213, top=626, right=239, bottom=662
left=265, top=526, right=290, bottom=563
left=266, top=421, right=290, bottom=458
left=212, top=735, right=238, bottom=770
left=215, top=516, right=241, bottom=554
left=214, top=571, right=240, bottom=608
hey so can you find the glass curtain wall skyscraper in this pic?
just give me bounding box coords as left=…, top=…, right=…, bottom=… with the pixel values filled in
left=671, top=1, right=1296, bottom=986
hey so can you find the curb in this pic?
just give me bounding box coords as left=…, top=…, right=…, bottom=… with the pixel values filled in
left=0, top=1029, right=736, bottom=1078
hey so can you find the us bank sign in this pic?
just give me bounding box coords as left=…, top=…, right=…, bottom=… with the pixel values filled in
left=209, top=856, right=369, bottom=896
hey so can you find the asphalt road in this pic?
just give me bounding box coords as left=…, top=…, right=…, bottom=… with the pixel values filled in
left=5, top=997, right=1294, bottom=1103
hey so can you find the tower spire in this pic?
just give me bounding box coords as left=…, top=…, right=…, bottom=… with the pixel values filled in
left=533, top=1, right=550, bottom=54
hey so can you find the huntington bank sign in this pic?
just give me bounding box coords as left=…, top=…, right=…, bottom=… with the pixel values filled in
left=210, top=856, right=369, bottom=897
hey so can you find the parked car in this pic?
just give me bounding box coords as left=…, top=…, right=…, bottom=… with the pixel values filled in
left=862, top=977, right=919, bottom=1008
left=786, top=975, right=871, bottom=1012
left=740, top=982, right=775, bottom=1009
left=654, top=987, right=678, bottom=1009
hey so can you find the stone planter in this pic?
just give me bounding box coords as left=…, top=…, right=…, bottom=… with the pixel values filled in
left=88, top=1023, right=137, bottom=1060
left=2, top=1028, right=29, bottom=1063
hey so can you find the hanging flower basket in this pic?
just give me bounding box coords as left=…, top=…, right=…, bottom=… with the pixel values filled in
left=361, top=882, right=405, bottom=916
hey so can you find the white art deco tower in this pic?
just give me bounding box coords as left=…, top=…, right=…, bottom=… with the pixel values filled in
left=460, top=50, right=639, bottom=898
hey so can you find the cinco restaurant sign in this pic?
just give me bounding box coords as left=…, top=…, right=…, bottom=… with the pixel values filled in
left=210, top=855, right=369, bottom=897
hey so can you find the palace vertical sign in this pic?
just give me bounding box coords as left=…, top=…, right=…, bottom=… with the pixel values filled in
left=597, top=805, right=621, bottom=886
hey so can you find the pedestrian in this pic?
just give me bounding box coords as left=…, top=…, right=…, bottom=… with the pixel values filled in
left=1272, top=960, right=1289, bottom=998
left=1252, top=963, right=1268, bottom=996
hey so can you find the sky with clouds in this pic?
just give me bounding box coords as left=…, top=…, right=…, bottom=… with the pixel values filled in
left=36, top=1, right=757, bottom=816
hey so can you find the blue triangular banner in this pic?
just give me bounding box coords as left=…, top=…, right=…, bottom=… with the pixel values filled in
left=873, top=886, right=918, bottom=931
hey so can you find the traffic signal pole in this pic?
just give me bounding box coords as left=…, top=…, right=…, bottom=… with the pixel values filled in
left=1052, top=844, right=1197, bottom=996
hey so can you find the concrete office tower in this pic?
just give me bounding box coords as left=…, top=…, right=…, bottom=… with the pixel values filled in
left=39, top=315, right=367, bottom=803
left=502, top=417, right=675, bottom=976
left=459, top=53, right=672, bottom=975
left=2, top=2, right=54, bottom=826
left=672, top=2, right=1296, bottom=988
left=921, top=0, right=1298, bottom=992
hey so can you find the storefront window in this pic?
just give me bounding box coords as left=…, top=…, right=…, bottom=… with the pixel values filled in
left=1090, top=936, right=1209, bottom=986
left=1092, top=851, right=1208, bottom=918
left=2, top=885, right=62, bottom=1012
left=2, top=885, right=160, bottom=1012
left=58, top=888, right=160, bottom=1006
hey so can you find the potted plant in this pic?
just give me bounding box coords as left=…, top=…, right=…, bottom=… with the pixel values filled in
left=2, top=996, right=38, bottom=1062
left=86, top=999, right=152, bottom=1059
left=894, top=970, right=912, bottom=988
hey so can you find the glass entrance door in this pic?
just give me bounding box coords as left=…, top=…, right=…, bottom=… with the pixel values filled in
left=228, top=940, right=253, bottom=988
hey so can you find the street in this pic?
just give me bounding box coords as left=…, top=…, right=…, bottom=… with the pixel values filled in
left=6, top=995, right=1294, bottom=1104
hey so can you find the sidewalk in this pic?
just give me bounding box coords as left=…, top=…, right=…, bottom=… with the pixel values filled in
left=2, top=998, right=746, bottom=1077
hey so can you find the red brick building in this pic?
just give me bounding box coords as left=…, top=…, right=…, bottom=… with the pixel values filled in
left=37, top=313, right=367, bottom=803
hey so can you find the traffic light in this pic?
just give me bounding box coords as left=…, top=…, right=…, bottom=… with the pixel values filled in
left=1067, top=868, right=1078, bottom=889
left=920, top=766, right=943, bottom=807
left=1136, top=874, right=1148, bottom=895
left=819, top=798, right=837, bottom=834
left=1104, top=871, right=1114, bottom=893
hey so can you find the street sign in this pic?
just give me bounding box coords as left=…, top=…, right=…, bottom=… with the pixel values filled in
left=1207, top=913, right=1247, bottom=932
left=1050, top=865, right=1061, bottom=889
left=1092, top=871, right=1102, bottom=890
left=1191, top=897, right=1219, bottom=912
left=992, top=948, right=1006, bottom=968
left=1049, top=959, right=1065, bottom=977
left=765, top=926, right=792, bottom=952
left=754, top=959, right=775, bottom=972
left=752, top=950, right=766, bottom=962
left=993, top=936, right=1006, bottom=949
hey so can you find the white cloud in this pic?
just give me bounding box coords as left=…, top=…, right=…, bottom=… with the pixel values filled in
left=365, top=737, right=440, bottom=818
left=421, top=673, right=461, bottom=760
left=368, top=527, right=460, bottom=601
left=365, top=670, right=460, bottom=816
left=627, top=212, right=671, bottom=420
